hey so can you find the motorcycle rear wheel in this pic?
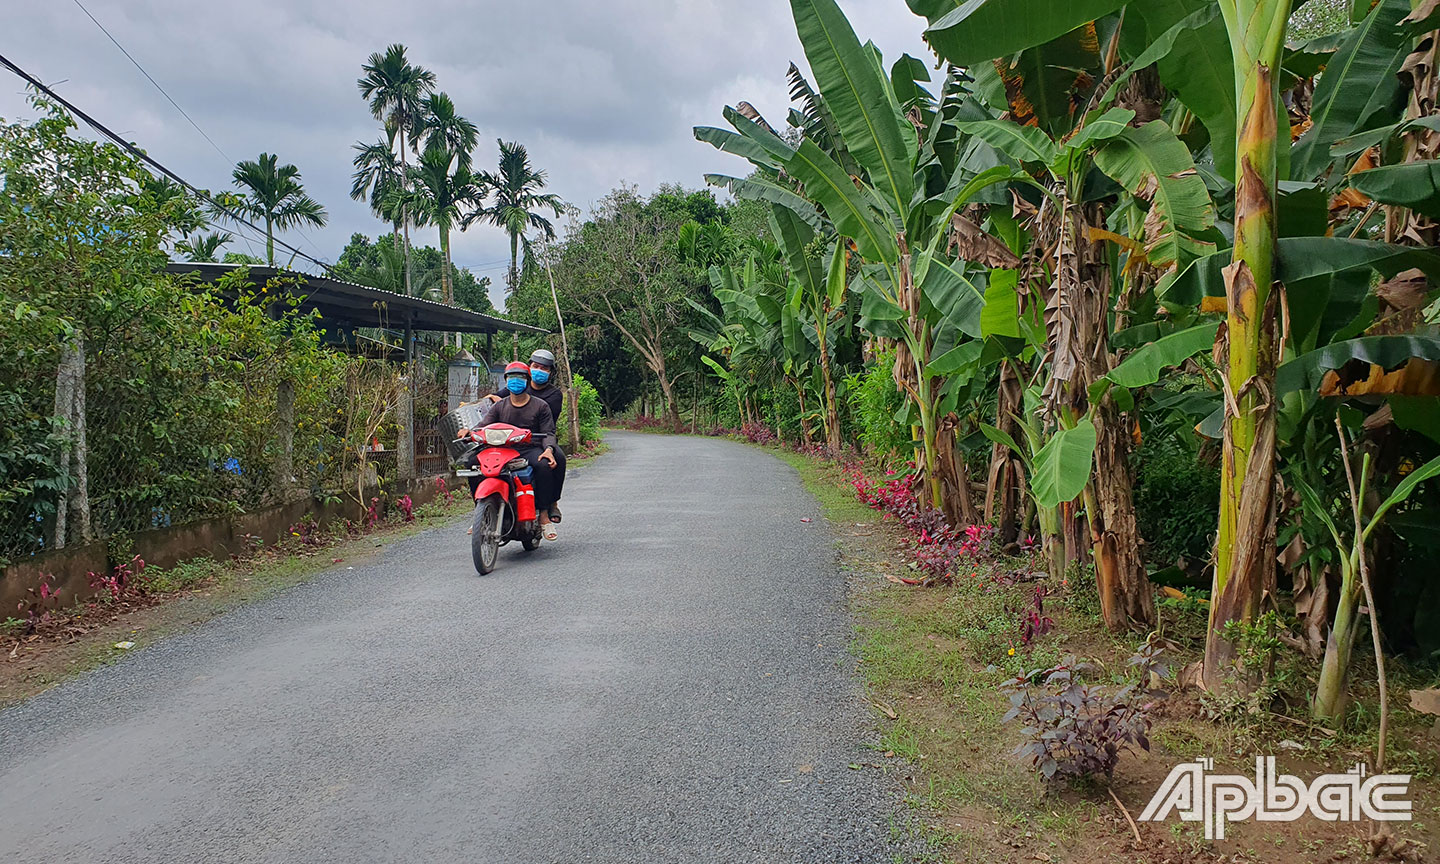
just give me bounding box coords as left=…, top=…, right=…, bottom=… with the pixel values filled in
left=471, top=497, right=502, bottom=574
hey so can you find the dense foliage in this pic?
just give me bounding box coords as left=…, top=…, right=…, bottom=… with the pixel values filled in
left=0, top=102, right=406, bottom=563
left=507, top=0, right=1440, bottom=740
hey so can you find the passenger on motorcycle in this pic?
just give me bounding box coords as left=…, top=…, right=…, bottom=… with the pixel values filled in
left=485, top=349, right=567, bottom=523
left=464, top=361, right=561, bottom=541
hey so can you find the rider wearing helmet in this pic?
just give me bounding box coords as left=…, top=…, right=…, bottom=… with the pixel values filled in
left=471, top=361, right=561, bottom=541
left=486, top=348, right=567, bottom=523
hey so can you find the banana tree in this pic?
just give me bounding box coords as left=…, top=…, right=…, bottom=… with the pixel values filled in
left=1191, top=0, right=1295, bottom=687
left=696, top=0, right=1014, bottom=517
left=1297, top=450, right=1440, bottom=721
left=770, top=205, right=848, bottom=451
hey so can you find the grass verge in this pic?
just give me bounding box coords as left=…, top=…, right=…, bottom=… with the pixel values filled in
left=775, top=444, right=1440, bottom=864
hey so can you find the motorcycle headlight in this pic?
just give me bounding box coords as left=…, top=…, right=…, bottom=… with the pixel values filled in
left=483, top=427, right=512, bottom=446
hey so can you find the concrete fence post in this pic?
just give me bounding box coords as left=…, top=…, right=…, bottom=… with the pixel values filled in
left=273, top=378, right=295, bottom=501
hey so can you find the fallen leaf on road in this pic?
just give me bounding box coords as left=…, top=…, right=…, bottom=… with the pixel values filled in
left=873, top=700, right=898, bottom=719
left=883, top=751, right=896, bottom=758
left=848, top=763, right=862, bottom=770
left=797, top=764, right=813, bottom=773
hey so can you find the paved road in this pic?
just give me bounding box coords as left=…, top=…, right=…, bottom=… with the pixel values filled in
left=0, top=432, right=914, bottom=863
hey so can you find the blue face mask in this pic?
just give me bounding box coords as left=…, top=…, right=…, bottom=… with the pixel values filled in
left=506, top=377, right=528, bottom=395
left=530, top=367, right=551, bottom=385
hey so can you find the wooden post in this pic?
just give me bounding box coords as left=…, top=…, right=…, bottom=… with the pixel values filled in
left=540, top=238, right=582, bottom=449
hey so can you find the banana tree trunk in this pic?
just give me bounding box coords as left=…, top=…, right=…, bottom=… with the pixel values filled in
left=1088, top=407, right=1155, bottom=629
left=1206, top=0, right=1291, bottom=688
left=817, top=331, right=842, bottom=452
left=1065, top=200, right=1154, bottom=631
left=986, top=360, right=1025, bottom=543
left=894, top=235, right=944, bottom=511
left=936, top=413, right=979, bottom=527
left=795, top=379, right=815, bottom=442
left=1314, top=551, right=1363, bottom=721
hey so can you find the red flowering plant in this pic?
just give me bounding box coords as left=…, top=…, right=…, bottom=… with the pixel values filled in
left=15, top=572, right=63, bottom=634
left=397, top=494, right=415, bottom=522
left=87, top=555, right=148, bottom=603
left=434, top=475, right=455, bottom=506
left=848, top=463, right=997, bottom=585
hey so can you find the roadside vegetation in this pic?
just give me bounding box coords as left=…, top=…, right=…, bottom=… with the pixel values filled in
left=535, top=0, right=1440, bottom=857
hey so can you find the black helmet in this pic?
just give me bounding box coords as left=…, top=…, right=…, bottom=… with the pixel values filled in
left=529, top=348, right=556, bottom=369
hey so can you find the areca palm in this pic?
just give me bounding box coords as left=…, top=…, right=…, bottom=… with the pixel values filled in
left=409, top=144, right=482, bottom=305
left=357, top=44, right=436, bottom=295
left=469, top=139, right=565, bottom=293
left=177, top=230, right=232, bottom=262
left=418, top=93, right=478, bottom=170
left=229, top=153, right=327, bottom=267
left=350, top=135, right=403, bottom=246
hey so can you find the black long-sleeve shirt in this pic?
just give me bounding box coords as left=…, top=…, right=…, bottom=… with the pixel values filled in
left=481, top=394, right=556, bottom=450
left=490, top=382, right=563, bottom=420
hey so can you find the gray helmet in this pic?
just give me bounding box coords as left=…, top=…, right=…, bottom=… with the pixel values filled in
left=529, top=348, right=556, bottom=369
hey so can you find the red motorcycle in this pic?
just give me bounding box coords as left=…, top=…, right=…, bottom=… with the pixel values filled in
left=456, top=422, right=542, bottom=574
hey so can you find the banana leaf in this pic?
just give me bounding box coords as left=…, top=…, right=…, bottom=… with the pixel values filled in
left=1350, top=162, right=1440, bottom=219
left=1093, top=121, right=1216, bottom=269
left=1031, top=419, right=1097, bottom=508
left=703, top=174, right=823, bottom=231
left=1291, top=0, right=1412, bottom=182
left=1277, top=334, right=1440, bottom=393
left=784, top=139, right=899, bottom=264
left=790, top=0, right=915, bottom=215
left=1091, top=322, right=1222, bottom=402
left=920, top=0, right=1128, bottom=67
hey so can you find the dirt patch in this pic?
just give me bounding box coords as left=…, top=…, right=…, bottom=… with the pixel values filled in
left=784, top=452, right=1440, bottom=864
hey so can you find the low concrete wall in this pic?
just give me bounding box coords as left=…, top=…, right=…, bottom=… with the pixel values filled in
left=1, top=475, right=449, bottom=616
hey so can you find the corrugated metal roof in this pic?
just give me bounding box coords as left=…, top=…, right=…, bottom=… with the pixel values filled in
left=165, top=262, right=548, bottom=335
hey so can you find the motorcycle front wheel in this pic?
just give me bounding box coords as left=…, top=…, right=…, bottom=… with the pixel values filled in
left=471, top=496, right=503, bottom=574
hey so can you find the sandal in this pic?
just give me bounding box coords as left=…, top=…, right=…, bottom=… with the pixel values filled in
left=542, top=523, right=558, bottom=542
left=549, top=504, right=562, bottom=524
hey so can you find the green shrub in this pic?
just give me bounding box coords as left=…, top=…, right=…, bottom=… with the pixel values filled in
left=845, top=351, right=909, bottom=460
left=570, top=371, right=599, bottom=449
left=1132, top=438, right=1219, bottom=567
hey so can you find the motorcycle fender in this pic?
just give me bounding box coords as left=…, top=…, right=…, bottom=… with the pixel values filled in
left=475, top=477, right=511, bottom=502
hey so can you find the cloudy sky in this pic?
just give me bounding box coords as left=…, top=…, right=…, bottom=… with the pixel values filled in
left=1, top=0, right=933, bottom=308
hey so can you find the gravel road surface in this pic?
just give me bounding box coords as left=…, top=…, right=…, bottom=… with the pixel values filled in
left=0, top=431, right=914, bottom=863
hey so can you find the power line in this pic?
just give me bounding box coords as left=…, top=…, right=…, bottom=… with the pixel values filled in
left=0, top=51, right=336, bottom=276
left=69, top=0, right=232, bottom=166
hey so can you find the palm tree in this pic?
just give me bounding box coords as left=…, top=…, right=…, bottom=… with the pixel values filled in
left=229, top=153, right=327, bottom=267
left=468, top=139, right=565, bottom=294
left=177, top=230, right=233, bottom=262
left=351, top=134, right=404, bottom=248
left=418, top=93, right=478, bottom=170
left=357, top=44, right=436, bottom=295
left=410, top=144, right=482, bottom=305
